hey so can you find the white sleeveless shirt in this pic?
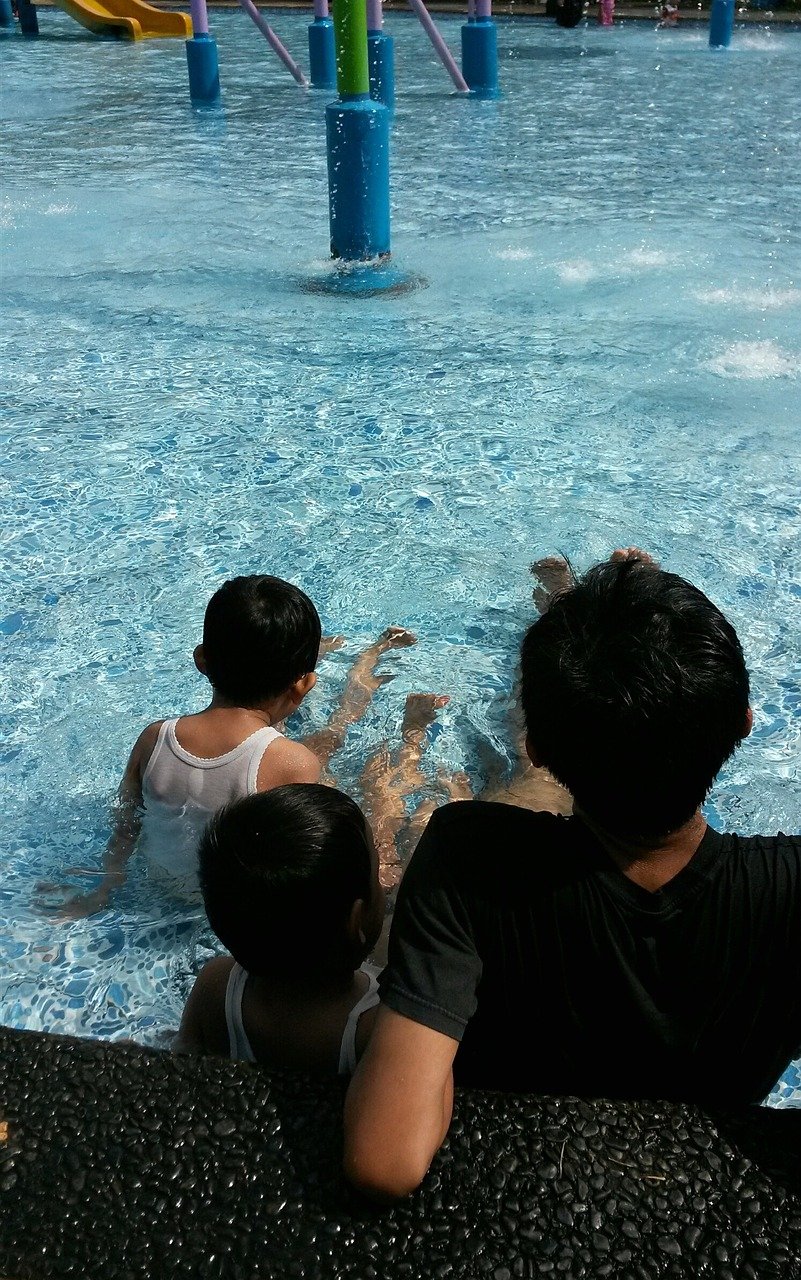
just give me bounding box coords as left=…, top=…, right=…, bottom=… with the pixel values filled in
left=224, top=962, right=381, bottom=1075
left=140, top=719, right=282, bottom=900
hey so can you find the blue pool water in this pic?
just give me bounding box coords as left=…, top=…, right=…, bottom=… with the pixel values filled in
left=1, top=10, right=800, bottom=1101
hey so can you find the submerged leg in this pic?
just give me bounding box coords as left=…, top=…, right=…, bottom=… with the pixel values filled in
left=302, top=626, right=417, bottom=776
left=359, top=693, right=449, bottom=886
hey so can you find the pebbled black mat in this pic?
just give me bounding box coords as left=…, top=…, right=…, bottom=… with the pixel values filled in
left=0, top=1025, right=799, bottom=1279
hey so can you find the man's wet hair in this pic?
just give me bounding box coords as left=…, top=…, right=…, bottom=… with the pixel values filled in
left=198, top=786, right=373, bottom=980
left=202, top=575, right=321, bottom=706
left=520, top=559, right=750, bottom=842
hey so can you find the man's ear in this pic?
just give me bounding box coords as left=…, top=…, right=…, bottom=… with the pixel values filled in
left=525, top=735, right=543, bottom=768
left=288, top=671, right=317, bottom=707
left=742, top=706, right=753, bottom=738
left=193, top=644, right=207, bottom=675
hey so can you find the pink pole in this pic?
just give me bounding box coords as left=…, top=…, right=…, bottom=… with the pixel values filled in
left=236, top=0, right=308, bottom=86
left=313, top=0, right=328, bottom=17
left=406, top=0, right=469, bottom=92
left=475, top=0, right=491, bottom=15
left=366, top=0, right=382, bottom=30
left=467, top=0, right=475, bottom=16
left=189, top=0, right=209, bottom=35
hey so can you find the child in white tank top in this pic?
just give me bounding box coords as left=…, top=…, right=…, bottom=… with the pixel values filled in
left=176, top=785, right=386, bottom=1075
left=54, top=575, right=417, bottom=916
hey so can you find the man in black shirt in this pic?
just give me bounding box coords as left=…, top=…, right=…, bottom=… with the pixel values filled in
left=343, top=552, right=801, bottom=1200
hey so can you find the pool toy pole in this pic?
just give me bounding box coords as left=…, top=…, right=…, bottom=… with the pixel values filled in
left=407, top=0, right=469, bottom=94
left=367, top=0, right=395, bottom=110
left=237, top=0, right=307, bottom=87
left=17, top=0, right=38, bottom=32
left=708, top=0, right=733, bottom=46
left=326, top=0, right=390, bottom=260
left=0, top=0, right=13, bottom=29
left=461, top=0, right=498, bottom=97
left=309, top=0, right=336, bottom=91
left=186, top=0, right=221, bottom=105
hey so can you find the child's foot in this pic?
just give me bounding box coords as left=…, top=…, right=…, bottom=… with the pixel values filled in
left=436, top=767, right=474, bottom=802
left=379, top=626, right=417, bottom=649
left=609, top=546, right=659, bottom=568
left=319, top=634, right=346, bottom=656
left=530, top=556, right=575, bottom=614
left=401, top=693, right=449, bottom=740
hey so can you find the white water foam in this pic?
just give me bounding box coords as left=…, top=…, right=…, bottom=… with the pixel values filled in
left=706, top=340, right=798, bottom=379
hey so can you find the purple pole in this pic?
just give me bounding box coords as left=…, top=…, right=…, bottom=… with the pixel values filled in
left=237, top=0, right=308, bottom=86
left=475, top=0, right=491, bottom=15
left=407, top=0, right=469, bottom=92
left=313, top=0, right=328, bottom=16
left=467, top=0, right=475, bottom=17
left=189, top=0, right=209, bottom=35
left=366, top=0, right=382, bottom=29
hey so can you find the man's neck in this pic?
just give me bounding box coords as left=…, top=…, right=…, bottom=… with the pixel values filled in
left=579, top=809, right=709, bottom=893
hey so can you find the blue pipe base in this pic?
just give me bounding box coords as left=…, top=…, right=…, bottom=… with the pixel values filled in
left=326, top=96, right=391, bottom=262
left=303, top=261, right=425, bottom=298
left=17, top=0, right=38, bottom=35
left=461, top=19, right=499, bottom=98
left=186, top=34, right=221, bottom=106
left=709, top=0, right=734, bottom=46
left=0, top=0, right=14, bottom=29
left=368, top=31, right=395, bottom=110
left=308, top=17, right=336, bottom=91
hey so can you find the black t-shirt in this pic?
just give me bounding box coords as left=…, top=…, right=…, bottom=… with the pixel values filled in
left=380, top=801, right=801, bottom=1105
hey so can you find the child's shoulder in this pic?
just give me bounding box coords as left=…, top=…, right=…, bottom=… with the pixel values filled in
left=256, top=735, right=322, bottom=791
left=176, top=954, right=236, bottom=1056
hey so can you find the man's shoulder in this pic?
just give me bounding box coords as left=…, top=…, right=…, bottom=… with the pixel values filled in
left=426, top=800, right=572, bottom=846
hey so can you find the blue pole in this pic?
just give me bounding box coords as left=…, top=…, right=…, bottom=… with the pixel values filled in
left=709, top=0, right=734, bottom=47
left=326, top=99, right=390, bottom=260
left=186, top=33, right=221, bottom=104
left=461, top=17, right=498, bottom=96
left=309, top=16, right=337, bottom=90
left=186, top=0, right=220, bottom=105
left=368, top=31, right=395, bottom=109
left=0, top=0, right=14, bottom=29
left=17, top=0, right=38, bottom=34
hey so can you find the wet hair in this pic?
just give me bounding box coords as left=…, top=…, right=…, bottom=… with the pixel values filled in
left=520, top=559, right=750, bottom=843
left=202, top=575, right=321, bottom=705
left=198, top=785, right=374, bottom=980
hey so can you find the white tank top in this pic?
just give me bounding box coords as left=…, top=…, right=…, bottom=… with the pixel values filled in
left=140, top=718, right=282, bottom=899
left=224, top=962, right=381, bottom=1076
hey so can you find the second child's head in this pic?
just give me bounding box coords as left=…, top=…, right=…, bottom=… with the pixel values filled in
left=195, top=575, right=322, bottom=711
left=198, top=785, right=385, bottom=982
left=520, top=558, right=751, bottom=844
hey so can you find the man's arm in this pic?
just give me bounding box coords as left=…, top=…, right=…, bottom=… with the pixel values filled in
left=343, top=1007, right=458, bottom=1201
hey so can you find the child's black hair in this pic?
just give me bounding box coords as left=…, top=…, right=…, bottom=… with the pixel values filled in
left=198, top=785, right=374, bottom=980
left=202, top=575, right=321, bottom=706
left=520, top=558, right=750, bottom=843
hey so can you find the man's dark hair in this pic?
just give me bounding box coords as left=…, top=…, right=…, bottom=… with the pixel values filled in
left=202, top=575, right=321, bottom=705
left=199, top=785, right=373, bottom=980
left=521, top=559, right=750, bottom=842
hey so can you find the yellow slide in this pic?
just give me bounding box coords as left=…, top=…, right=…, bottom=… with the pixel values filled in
left=53, top=0, right=191, bottom=39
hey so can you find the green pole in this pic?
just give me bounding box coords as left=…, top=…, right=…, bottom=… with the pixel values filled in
left=331, top=0, right=370, bottom=97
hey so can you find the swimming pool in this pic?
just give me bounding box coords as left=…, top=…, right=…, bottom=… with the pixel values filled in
left=1, top=9, right=800, bottom=1100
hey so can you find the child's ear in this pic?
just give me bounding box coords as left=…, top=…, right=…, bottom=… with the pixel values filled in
left=289, top=672, right=317, bottom=706
left=525, top=735, right=543, bottom=768
left=193, top=645, right=207, bottom=676
left=346, top=899, right=368, bottom=952
left=742, top=706, right=754, bottom=738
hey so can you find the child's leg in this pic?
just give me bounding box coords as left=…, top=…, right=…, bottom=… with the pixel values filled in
left=302, top=627, right=416, bottom=776
left=359, top=694, right=448, bottom=886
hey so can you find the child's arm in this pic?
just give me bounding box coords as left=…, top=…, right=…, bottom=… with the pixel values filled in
left=174, top=956, right=235, bottom=1055
left=256, top=736, right=322, bottom=792
left=55, top=722, right=162, bottom=920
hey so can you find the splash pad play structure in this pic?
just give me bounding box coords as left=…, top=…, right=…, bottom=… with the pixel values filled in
left=2, top=5, right=801, bottom=1275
